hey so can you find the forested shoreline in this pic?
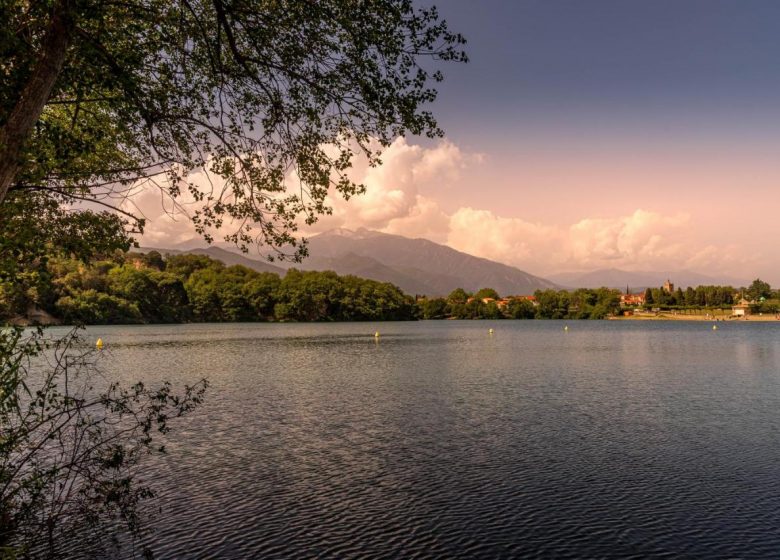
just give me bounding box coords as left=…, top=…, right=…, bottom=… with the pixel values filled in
left=2, top=251, right=418, bottom=324
left=3, top=250, right=777, bottom=325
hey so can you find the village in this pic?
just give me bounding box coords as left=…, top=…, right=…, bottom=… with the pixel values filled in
left=434, top=278, right=780, bottom=321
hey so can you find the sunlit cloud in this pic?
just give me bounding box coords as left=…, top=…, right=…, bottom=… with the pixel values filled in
left=132, top=137, right=763, bottom=278
left=305, top=137, right=473, bottom=241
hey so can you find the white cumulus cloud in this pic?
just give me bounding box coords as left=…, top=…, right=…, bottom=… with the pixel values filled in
left=306, top=137, right=473, bottom=241
left=130, top=137, right=757, bottom=276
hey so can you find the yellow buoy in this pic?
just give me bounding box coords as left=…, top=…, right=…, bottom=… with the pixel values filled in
left=564, top=325, right=569, bottom=331
left=374, top=331, right=380, bottom=338
left=96, top=338, right=104, bottom=350
left=712, top=325, right=718, bottom=331
left=489, top=328, right=494, bottom=334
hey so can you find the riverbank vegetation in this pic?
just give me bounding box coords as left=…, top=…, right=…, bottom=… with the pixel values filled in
left=5, top=249, right=779, bottom=325
left=1, top=251, right=418, bottom=324
left=419, top=287, right=623, bottom=320
left=642, top=279, right=780, bottom=315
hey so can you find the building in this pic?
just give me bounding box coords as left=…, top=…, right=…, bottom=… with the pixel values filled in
left=732, top=299, right=752, bottom=317
left=663, top=279, right=674, bottom=294
left=620, top=293, right=646, bottom=306
left=496, top=298, right=512, bottom=309
left=620, top=286, right=646, bottom=306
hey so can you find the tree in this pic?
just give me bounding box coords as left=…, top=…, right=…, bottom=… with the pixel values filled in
left=483, top=301, right=502, bottom=319
left=0, top=203, right=207, bottom=554
left=1, top=0, right=466, bottom=258
left=0, top=192, right=132, bottom=322
left=746, top=279, right=772, bottom=302
left=447, top=288, right=470, bottom=305
left=55, top=289, right=143, bottom=324
left=474, top=287, right=500, bottom=300
left=143, top=250, right=166, bottom=271
left=644, top=288, right=654, bottom=306
left=420, top=297, right=448, bottom=320
left=0, top=327, right=207, bottom=555
left=165, top=254, right=224, bottom=279
left=1, top=3, right=464, bottom=550
left=244, top=272, right=281, bottom=319
left=534, top=290, right=566, bottom=319
left=507, top=298, right=535, bottom=319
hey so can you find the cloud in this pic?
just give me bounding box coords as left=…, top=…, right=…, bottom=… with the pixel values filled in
left=447, top=208, right=563, bottom=265
left=445, top=207, right=756, bottom=275
left=130, top=136, right=757, bottom=276
left=123, top=184, right=199, bottom=247
left=129, top=137, right=473, bottom=247
left=305, top=137, right=473, bottom=241
left=567, top=210, right=692, bottom=268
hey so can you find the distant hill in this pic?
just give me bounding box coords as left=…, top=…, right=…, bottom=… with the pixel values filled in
left=276, top=228, right=559, bottom=296
left=549, top=267, right=749, bottom=290
left=140, top=246, right=286, bottom=275
left=145, top=229, right=559, bottom=296
left=295, top=252, right=458, bottom=296
left=142, top=238, right=749, bottom=295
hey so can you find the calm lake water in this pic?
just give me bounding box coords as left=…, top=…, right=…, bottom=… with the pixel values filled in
left=61, top=321, right=780, bottom=558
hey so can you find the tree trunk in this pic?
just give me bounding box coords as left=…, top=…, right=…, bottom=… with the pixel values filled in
left=0, top=1, right=73, bottom=207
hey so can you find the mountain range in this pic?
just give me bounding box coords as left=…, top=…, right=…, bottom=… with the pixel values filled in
left=548, top=268, right=749, bottom=291
left=280, top=228, right=559, bottom=296
left=145, top=228, right=559, bottom=296
left=144, top=229, right=750, bottom=296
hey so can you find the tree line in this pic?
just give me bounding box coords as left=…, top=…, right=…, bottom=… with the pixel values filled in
left=1, top=251, right=418, bottom=324
left=642, top=279, right=779, bottom=313
left=418, top=287, right=623, bottom=320
left=4, top=249, right=779, bottom=325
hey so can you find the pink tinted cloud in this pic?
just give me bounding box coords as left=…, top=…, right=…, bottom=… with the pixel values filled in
left=132, top=137, right=770, bottom=281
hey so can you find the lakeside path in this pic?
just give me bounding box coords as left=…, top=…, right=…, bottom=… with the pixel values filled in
left=612, top=312, right=780, bottom=322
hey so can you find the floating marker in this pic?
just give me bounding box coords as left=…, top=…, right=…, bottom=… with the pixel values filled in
left=564, top=325, right=569, bottom=331
left=712, top=325, right=718, bottom=331
left=489, top=328, right=494, bottom=335
left=374, top=331, right=380, bottom=338
left=96, top=338, right=104, bottom=350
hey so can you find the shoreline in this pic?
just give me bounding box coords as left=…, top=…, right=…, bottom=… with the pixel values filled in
left=611, top=313, right=780, bottom=322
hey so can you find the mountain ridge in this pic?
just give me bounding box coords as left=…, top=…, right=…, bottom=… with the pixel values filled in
left=549, top=267, right=749, bottom=290
left=287, top=228, right=559, bottom=296
left=142, top=228, right=559, bottom=296
left=142, top=232, right=750, bottom=295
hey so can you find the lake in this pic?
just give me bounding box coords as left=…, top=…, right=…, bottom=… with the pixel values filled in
left=62, top=321, right=780, bottom=558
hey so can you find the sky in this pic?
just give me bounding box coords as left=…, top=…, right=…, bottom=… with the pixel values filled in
left=137, top=1, right=780, bottom=284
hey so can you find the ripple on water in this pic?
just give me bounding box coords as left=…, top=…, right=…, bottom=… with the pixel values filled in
left=57, top=321, right=780, bottom=559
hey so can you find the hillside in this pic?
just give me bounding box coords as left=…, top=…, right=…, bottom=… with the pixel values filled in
left=282, top=228, right=559, bottom=296
left=549, top=267, right=749, bottom=290
left=147, top=229, right=559, bottom=296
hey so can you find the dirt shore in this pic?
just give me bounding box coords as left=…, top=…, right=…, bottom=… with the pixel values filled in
left=612, top=312, right=780, bottom=322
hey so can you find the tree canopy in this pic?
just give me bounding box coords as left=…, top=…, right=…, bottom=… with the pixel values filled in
left=746, top=278, right=772, bottom=301
left=1, top=0, right=466, bottom=257
left=0, top=4, right=465, bottom=552
left=0, top=250, right=419, bottom=324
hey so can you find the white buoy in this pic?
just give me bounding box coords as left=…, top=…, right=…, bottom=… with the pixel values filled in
left=489, top=328, right=494, bottom=335
left=712, top=325, right=718, bottom=331
left=564, top=325, right=569, bottom=331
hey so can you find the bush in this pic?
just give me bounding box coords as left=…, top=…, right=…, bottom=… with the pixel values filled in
left=0, top=327, right=207, bottom=556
